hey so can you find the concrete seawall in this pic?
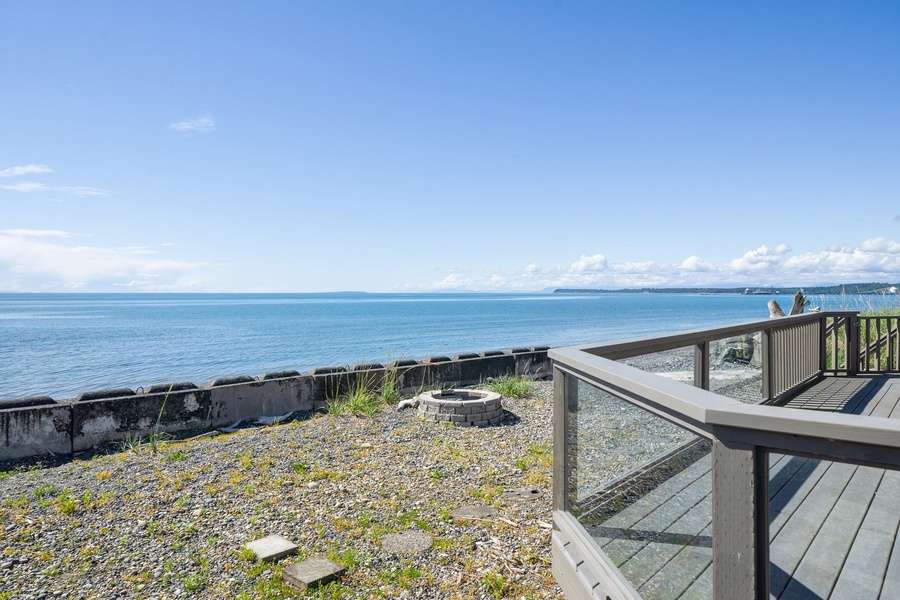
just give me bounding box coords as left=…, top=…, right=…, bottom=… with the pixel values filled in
left=1, top=347, right=551, bottom=460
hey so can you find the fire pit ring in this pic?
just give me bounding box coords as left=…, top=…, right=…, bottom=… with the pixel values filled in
left=416, top=389, right=503, bottom=427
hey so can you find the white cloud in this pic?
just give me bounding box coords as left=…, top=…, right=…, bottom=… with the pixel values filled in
left=1, top=229, right=80, bottom=238
left=56, top=186, right=112, bottom=197
left=0, top=165, right=111, bottom=198
left=0, top=231, right=211, bottom=292
left=0, top=181, right=48, bottom=192
left=727, top=244, right=793, bottom=273
left=614, top=261, right=659, bottom=274
left=680, top=255, right=713, bottom=272
left=570, top=254, right=608, bottom=273
left=169, top=113, right=216, bottom=134
left=859, top=237, right=900, bottom=253
left=0, top=164, right=54, bottom=177
left=414, top=238, right=900, bottom=292
left=524, top=263, right=541, bottom=277
left=0, top=182, right=112, bottom=197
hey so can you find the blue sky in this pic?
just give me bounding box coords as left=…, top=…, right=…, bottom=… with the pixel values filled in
left=2, top=1, right=899, bottom=292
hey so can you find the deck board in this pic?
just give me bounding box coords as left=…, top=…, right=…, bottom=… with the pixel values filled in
left=830, top=469, right=900, bottom=599
left=637, top=522, right=713, bottom=600
left=678, top=563, right=712, bottom=600
left=769, top=461, right=858, bottom=597
left=777, top=466, right=881, bottom=599
left=869, top=381, right=900, bottom=418
left=768, top=456, right=826, bottom=539
left=619, top=487, right=712, bottom=588
left=600, top=465, right=711, bottom=567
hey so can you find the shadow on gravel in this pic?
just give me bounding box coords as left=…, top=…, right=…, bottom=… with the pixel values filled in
left=499, top=410, right=522, bottom=426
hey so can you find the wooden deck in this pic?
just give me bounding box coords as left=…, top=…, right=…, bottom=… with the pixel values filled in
left=581, top=375, right=900, bottom=600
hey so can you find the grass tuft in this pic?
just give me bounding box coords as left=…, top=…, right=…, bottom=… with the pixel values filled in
left=485, top=375, right=533, bottom=398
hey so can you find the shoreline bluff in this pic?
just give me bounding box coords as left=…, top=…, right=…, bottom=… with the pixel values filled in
left=0, top=382, right=563, bottom=599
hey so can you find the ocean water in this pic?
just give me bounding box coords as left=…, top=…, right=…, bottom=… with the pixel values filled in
left=0, top=292, right=893, bottom=400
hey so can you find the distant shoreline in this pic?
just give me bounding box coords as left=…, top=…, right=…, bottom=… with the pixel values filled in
left=553, top=283, right=900, bottom=296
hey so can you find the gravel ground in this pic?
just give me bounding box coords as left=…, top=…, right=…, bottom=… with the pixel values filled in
left=0, top=382, right=562, bottom=600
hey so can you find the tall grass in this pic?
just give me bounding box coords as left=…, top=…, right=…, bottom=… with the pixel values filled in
left=484, top=375, right=533, bottom=398
left=820, top=294, right=900, bottom=371
left=325, top=365, right=405, bottom=418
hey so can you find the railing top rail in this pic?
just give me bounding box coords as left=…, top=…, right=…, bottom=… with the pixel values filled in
left=572, top=311, right=837, bottom=361
left=551, top=343, right=900, bottom=454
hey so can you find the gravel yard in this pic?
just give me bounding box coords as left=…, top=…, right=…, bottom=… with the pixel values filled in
left=0, top=382, right=562, bottom=600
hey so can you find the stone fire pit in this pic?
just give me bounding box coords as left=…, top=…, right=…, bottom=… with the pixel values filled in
left=416, top=389, right=503, bottom=427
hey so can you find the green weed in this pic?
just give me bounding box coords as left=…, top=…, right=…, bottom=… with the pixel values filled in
left=163, top=449, right=187, bottom=462
left=148, top=382, right=176, bottom=454
left=56, top=489, right=77, bottom=515
left=33, top=483, right=58, bottom=503
left=380, top=361, right=403, bottom=405
left=119, top=434, right=144, bottom=454
left=485, top=375, right=533, bottom=398
left=482, top=571, right=508, bottom=598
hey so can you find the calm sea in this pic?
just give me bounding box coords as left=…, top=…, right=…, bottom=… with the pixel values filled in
left=0, top=292, right=891, bottom=400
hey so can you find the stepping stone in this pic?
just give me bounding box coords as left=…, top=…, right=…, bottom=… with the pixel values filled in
left=450, top=505, right=497, bottom=521
left=244, top=535, right=297, bottom=562
left=282, top=556, right=345, bottom=590
left=380, top=531, right=433, bottom=555
left=502, top=487, right=544, bottom=502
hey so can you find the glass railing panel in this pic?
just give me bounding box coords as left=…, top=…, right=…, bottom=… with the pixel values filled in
left=768, top=452, right=900, bottom=599
left=619, top=346, right=695, bottom=387
left=568, top=379, right=713, bottom=599
left=710, top=334, right=764, bottom=404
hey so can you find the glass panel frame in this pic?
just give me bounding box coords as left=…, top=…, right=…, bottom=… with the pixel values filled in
left=567, top=378, right=714, bottom=600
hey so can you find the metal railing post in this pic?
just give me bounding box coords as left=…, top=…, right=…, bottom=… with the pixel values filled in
left=712, top=438, right=768, bottom=600
left=552, top=365, right=574, bottom=512
left=695, top=341, right=710, bottom=390
left=761, top=328, right=774, bottom=403
left=819, top=314, right=827, bottom=374
left=849, top=313, right=860, bottom=376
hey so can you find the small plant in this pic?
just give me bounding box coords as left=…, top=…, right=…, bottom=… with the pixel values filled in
left=345, top=372, right=379, bottom=417
left=380, top=361, right=403, bottom=405
left=163, top=449, right=187, bottom=462
left=482, top=571, right=508, bottom=599
left=291, top=461, right=309, bottom=475
left=515, top=457, right=529, bottom=471
left=33, top=483, right=58, bottom=505
left=148, top=383, right=176, bottom=454
left=428, top=469, right=444, bottom=480
left=237, top=449, right=253, bottom=469
left=56, top=489, right=77, bottom=515
left=181, top=573, right=205, bottom=593
left=485, top=375, right=533, bottom=398
left=526, top=443, right=551, bottom=465
left=119, top=434, right=144, bottom=454
left=147, top=430, right=172, bottom=454
left=238, top=546, right=257, bottom=562
left=328, top=547, right=358, bottom=570
left=326, top=398, right=348, bottom=416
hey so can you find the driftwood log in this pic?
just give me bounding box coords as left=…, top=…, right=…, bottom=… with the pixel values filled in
left=768, top=291, right=811, bottom=318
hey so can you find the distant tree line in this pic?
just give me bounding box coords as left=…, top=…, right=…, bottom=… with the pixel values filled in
left=553, top=283, right=900, bottom=295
